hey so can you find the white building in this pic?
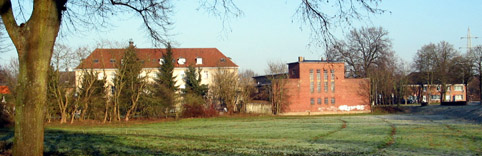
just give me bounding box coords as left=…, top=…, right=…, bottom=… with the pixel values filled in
left=75, top=47, right=238, bottom=90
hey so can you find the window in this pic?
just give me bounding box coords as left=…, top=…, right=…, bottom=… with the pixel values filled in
left=323, top=70, right=328, bottom=80
left=110, top=59, right=116, bottom=63
left=324, top=70, right=328, bottom=92
left=178, top=58, right=186, bottom=65
left=203, top=71, right=209, bottom=79
left=324, top=97, right=328, bottom=104
left=331, top=97, right=335, bottom=104
left=445, top=95, right=450, bottom=101
left=436, top=86, right=441, bottom=91
left=93, top=59, right=99, bottom=63
left=431, top=95, right=440, bottom=100
left=310, top=69, right=314, bottom=93
left=455, top=95, right=463, bottom=100
left=330, top=69, right=335, bottom=80
left=220, top=58, right=226, bottom=62
left=330, top=69, right=335, bottom=92
left=159, top=58, right=164, bottom=65
left=324, top=82, right=328, bottom=92
left=423, top=86, right=427, bottom=92
left=317, top=98, right=322, bottom=104
left=446, top=86, right=451, bottom=92
left=310, top=98, right=314, bottom=105
left=454, top=86, right=463, bottom=91
left=196, top=58, right=203, bottom=65
left=317, top=69, right=321, bottom=92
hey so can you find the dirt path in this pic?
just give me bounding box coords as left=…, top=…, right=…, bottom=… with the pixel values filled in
left=312, top=119, right=347, bottom=140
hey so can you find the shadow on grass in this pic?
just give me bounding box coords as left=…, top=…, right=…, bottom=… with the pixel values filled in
left=43, top=130, right=170, bottom=156
left=0, top=129, right=169, bottom=156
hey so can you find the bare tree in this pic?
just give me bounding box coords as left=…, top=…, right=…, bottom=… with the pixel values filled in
left=468, top=45, right=482, bottom=102
left=296, top=0, right=385, bottom=47
left=0, top=0, right=383, bottom=154
left=265, top=61, right=289, bottom=114
left=433, top=41, right=459, bottom=103
left=327, top=27, right=394, bottom=104
left=237, top=69, right=257, bottom=113
left=209, top=68, right=238, bottom=114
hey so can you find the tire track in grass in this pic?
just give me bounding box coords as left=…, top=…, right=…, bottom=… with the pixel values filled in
left=312, top=119, right=347, bottom=141
left=374, top=118, right=396, bottom=154
left=424, top=117, right=481, bottom=153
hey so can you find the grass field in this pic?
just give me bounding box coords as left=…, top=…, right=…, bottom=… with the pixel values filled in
left=0, top=114, right=481, bottom=155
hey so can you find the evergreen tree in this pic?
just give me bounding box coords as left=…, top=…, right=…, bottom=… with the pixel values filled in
left=154, top=43, right=178, bottom=114
left=184, top=65, right=208, bottom=97
left=156, top=43, right=178, bottom=91
left=113, top=43, right=147, bottom=121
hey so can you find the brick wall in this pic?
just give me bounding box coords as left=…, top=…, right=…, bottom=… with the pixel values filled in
left=282, top=61, right=370, bottom=115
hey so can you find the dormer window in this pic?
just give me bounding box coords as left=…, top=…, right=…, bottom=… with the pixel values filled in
left=220, top=58, right=226, bottom=62
left=178, top=57, right=186, bottom=65
left=196, top=57, right=203, bottom=65
left=159, top=58, right=164, bottom=65
left=110, top=59, right=116, bottom=63
left=93, top=59, right=99, bottom=63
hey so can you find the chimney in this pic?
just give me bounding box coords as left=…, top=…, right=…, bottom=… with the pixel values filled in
left=298, top=56, right=304, bottom=62
left=129, top=39, right=134, bottom=47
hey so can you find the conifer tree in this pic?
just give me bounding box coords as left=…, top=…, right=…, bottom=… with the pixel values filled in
left=113, top=43, right=146, bottom=121
left=155, top=43, right=178, bottom=114
left=184, top=65, right=208, bottom=97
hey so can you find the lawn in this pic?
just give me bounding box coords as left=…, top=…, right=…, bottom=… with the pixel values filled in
left=0, top=114, right=480, bottom=155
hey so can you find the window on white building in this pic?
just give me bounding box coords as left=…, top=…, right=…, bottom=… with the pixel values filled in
left=159, top=58, right=164, bottom=65
left=178, top=57, right=186, bottom=65
left=203, top=71, right=209, bottom=79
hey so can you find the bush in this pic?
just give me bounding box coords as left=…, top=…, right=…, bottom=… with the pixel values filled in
left=182, top=94, right=206, bottom=118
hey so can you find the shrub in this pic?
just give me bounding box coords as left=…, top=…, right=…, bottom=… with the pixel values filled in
left=182, top=93, right=208, bottom=118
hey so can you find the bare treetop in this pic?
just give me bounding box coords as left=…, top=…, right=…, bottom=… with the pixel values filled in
left=296, top=0, right=385, bottom=47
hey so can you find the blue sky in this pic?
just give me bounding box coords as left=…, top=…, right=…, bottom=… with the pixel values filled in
left=1, top=0, right=482, bottom=74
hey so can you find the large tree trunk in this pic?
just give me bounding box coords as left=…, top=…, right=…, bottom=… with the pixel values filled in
left=0, top=1, right=65, bottom=155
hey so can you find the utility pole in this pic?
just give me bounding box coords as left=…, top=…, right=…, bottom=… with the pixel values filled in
left=460, top=27, right=479, bottom=102
left=461, top=27, right=478, bottom=53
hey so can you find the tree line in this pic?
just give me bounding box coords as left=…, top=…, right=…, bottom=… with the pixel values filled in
left=326, top=26, right=482, bottom=105
left=0, top=42, right=257, bottom=125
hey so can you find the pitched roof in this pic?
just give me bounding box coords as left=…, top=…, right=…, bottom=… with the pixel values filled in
left=76, top=48, right=238, bottom=69
left=0, top=86, right=10, bottom=94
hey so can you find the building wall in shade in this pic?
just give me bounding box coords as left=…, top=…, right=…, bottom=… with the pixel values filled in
left=282, top=58, right=370, bottom=115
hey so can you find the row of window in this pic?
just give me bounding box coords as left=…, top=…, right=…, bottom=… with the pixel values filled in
left=93, top=57, right=205, bottom=65
left=309, top=69, right=335, bottom=93
left=310, top=97, right=335, bottom=105
left=430, top=94, right=464, bottom=100
left=423, top=85, right=464, bottom=92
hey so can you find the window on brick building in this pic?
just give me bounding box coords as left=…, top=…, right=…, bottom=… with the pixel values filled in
left=324, top=97, right=328, bottom=104
left=454, top=86, right=463, bottom=91
left=310, top=98, right=314, bottom=105
left=310, top=69, right=314, bottom=93
left=331, top=97, right=335, bottom=104
left=330, top=69, right=335, bottom=92
left=317, top=69, right=321, bottom=92
left=324, top=70, right=328, bottom=92
left=455, top=95, right=463, bottom=100
left=317, top=98, right=321, bottom=104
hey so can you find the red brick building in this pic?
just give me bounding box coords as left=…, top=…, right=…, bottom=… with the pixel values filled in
left=282, top=57, right=370, bottom=115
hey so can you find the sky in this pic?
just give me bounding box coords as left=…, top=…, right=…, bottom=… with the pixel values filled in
left=1, top=0, right=482, bottom=75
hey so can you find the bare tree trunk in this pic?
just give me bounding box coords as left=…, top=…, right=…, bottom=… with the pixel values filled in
left=0, top=1, right=64, bottom=155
